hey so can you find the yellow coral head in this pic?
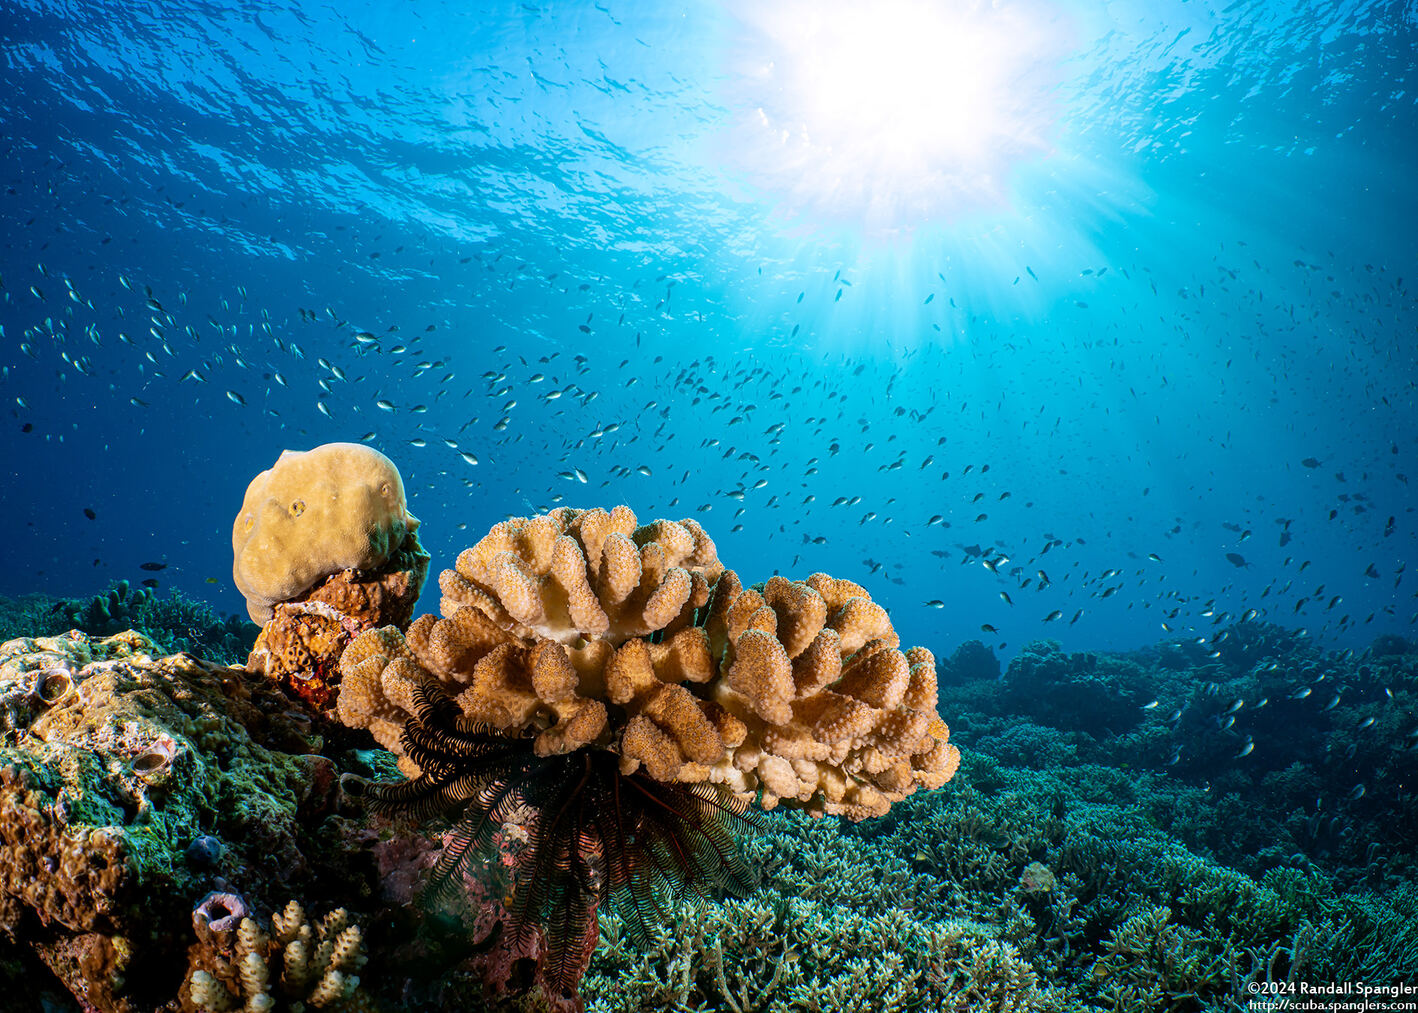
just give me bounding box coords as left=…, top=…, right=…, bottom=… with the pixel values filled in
left=232, top=442, right=422, bottom=623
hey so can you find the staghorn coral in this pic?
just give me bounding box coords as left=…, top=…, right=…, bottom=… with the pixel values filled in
left=183, top=899, right=371, bottom=1012
left=235, top=443, right=430, bottom=707
left=578, top=892, right=1072, bottom=1013
left=1088, top=905, right=1227, bottom=1011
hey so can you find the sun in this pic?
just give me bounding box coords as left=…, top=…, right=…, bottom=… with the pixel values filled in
left=722, top=0, right=1076, bottom=234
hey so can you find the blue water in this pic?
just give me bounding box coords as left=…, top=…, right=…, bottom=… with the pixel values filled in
left=1, top=0, right=1415, bottom=659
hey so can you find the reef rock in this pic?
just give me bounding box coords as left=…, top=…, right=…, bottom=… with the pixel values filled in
left=0, top=630, right=389, bottom=1012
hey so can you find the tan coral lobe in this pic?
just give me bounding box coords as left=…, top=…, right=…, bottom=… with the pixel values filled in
left=233, top=442, right=425, bottom=624
left=234, top=442, right=431, bottom=708
left=336, top=504, right=960, bottom=820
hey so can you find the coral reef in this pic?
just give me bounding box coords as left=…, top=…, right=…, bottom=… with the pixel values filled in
left=5, top=441, right=1414, bottom=1013
left=0, top=584, right=259, bottom=667
left=999, top=640, right=1160, bottom=735
left=0, top=611, right=1412, bottom=1012
left=0, top=629, right=391, bottom=1012
left=941, top=638, right=999, bottom=684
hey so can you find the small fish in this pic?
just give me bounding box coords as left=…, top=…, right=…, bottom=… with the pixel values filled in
left=1321, top=693, right=1341, bottom=712
left=225, top=390, right=246, bottom=405
left=205, top=577, right=219, bottom=584
left=1044, top=610, right=1063, bottom=622
left=924, top=599, right=945, bottom=608
left=1223, top=698, right=1245, bottom=715
left=980, top=624, right=998, bottom=634
left=1347, top=784, right=1365, bottom=801
left=1356, top=716, right=1376, bottom=731
left=460, top=451, right=479, bottom=466
left=139, top=561, right=167, bottom=571
left=1301, top=457, right=1321, bottom=468
left=1236, top=739, right=1255, bottom=758
left=376, top=399, right=397, bottom=412
left=83, top=508, right=96, bottom=520
left=1140, top=699, right=1160, bottom=711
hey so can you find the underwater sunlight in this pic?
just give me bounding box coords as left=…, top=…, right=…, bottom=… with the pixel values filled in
left=1, top=1, right=1415, bottom=1011
left=720, top=0, right=1077, bottom=234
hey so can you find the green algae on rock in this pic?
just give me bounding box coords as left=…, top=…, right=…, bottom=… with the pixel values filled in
left=0, top=630, right=389, bottom=1012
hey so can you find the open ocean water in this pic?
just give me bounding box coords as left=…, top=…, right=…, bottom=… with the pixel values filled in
left=1, top=2, right=1416, bottom=1012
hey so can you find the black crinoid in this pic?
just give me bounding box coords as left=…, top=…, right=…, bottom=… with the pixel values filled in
left=366, top=677, right=762, bottom=1010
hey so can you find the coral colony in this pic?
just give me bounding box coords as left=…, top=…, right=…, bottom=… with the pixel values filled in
left=247, top=443, right=959, bottom=1005
left=3, top=443, right=1415, bottom=1012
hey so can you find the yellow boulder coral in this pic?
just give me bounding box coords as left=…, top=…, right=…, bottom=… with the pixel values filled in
left=233, top=443, right=425, bottom=623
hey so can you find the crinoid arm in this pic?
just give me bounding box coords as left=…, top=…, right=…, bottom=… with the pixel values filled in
left=365, top=680, right=762, bottom=1009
